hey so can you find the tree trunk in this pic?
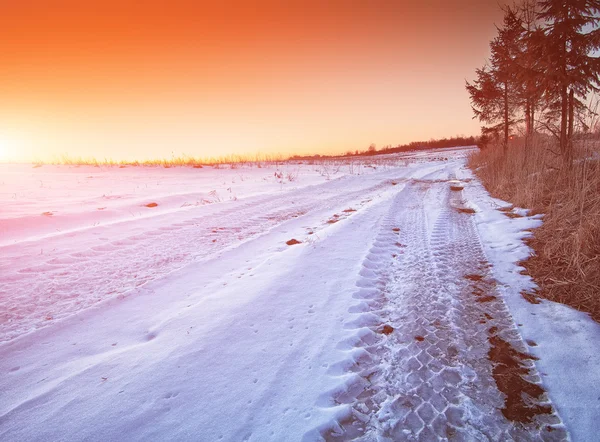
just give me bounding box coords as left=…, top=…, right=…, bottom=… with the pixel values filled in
left=567, top=88, right=575, bottom=166
left=559, top=34, right=568, bottom=161
left=560, top=85, right=568, bottom=158
left=504, top=82, right=509, bottom=154
left=525, top=99, right=531, bottom=149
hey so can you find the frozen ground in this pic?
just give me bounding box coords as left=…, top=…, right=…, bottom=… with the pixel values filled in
left=0, top=147, right=598, bottom=441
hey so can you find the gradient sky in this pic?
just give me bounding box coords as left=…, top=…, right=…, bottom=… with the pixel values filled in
left=0, top=0, right=507, bottom=162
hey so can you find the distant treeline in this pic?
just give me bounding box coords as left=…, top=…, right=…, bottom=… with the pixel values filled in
left=289, top=135, right=478, bottom=160
left=363, top=136, right=478, bottom=156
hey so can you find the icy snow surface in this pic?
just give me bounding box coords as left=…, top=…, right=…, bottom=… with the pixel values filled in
left=0, top=147, right=598, bottom=441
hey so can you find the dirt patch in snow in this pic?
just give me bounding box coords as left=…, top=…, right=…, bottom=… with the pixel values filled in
left=380, top=325, right=394, bottom=335
left=286, top=239, right=302, bottom=246
left=498, top=206, right=514, bottom=212
left=326, top=214, right=341, bottom=224
left=521, top=291, right=542, bottom=305
left=487, top=332, right=553, bottom=423
left=464, top=273, right=484, bottom=282
left=497, top=206, right=524, bottom=218
left=503, top=212, right=524, bottom=219
left=144, top=202, right=159, bottom=208
left=461, top=268, right=555, bottom=425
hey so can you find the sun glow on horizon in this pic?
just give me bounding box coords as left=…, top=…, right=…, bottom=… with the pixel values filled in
left=0, top=138, right=12, bottom=163
left=0, top=1, right=506, bottom=162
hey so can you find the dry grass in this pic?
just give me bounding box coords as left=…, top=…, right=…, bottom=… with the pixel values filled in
left=31, top=153, right=287, bottom=169
left=29, top=152, right=411, bottom=172
left=469, top=136, right=600, bottom=321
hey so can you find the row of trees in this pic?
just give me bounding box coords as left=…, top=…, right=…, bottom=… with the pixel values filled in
left=347, top=136, right=478, bottom=157
left=288, top=136, right=478, bottom=161
left=466, top=0, right=600, bottom=164
left=373, top=136, right=478, bottom=155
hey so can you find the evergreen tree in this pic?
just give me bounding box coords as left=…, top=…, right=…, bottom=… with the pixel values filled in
left=515, top=0, right=545, bottom=144
left=466, top=66, right=503, bottom=144
left=538, top=0, right=600, bottom=164
left=466, top=6, right=523, bottom=152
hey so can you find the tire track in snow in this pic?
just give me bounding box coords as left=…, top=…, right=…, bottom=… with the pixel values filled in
left=431, top=180, right=568, bottom=440
left=308, top=176, right=568, bottom=441
left=305, top=183, right=426, bottom=440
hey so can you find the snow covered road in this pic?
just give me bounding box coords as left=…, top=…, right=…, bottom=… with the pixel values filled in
left=1, top=148, right=599, bottom=441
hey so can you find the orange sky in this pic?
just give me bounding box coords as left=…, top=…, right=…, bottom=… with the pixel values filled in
left=0, top=0, right=507, bottom=162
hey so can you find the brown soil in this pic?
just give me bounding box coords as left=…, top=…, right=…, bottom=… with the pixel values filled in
left=343, top=208, right=357, bottom=213
left=392, top=228, right=400, bottom=232
left=286, top=239, right=302, bottom=246
left=476, top=295, right=497, bottom=303
left=414, top=335, right=425, bottom=342
left=521, top=291, right=541, bottom=305
left=464, top=274, right=484, bottom=282
left=503, top=212, right=524, bottom=219
left=498, top=206, right=515, bottom=212
left=381, top=325, right=394, bottom=335
left=457, top=207, right=476, bottom=214
left=487, top=333, right=552, bottom=423
left=145, top=202, right=159, bottom=208
left=450, top=185, right=464, bottom=191
left=41, top=211, right=53, bottom=216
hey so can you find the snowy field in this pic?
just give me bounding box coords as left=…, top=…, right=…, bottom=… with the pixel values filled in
left=0, top=147, right=599, bottom=441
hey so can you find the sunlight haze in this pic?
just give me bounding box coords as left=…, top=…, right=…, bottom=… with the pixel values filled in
left=0, top=0, right=506, bottom=162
